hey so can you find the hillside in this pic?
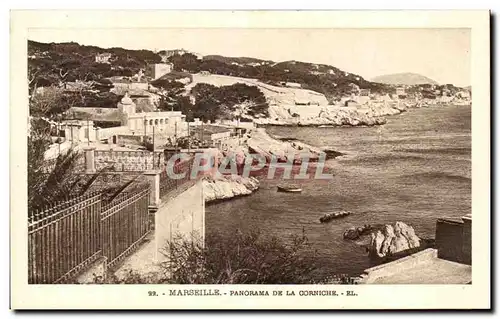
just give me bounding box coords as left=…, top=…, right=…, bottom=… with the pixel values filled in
left=28, top=40, right=161, bottom=86
left=186, top=73, right=329, bottom=106
left=203, top=55, right=273, bottom=65
left=28, top=40, right=393, bottom=103
left=371, top=73, right=438, bottom=85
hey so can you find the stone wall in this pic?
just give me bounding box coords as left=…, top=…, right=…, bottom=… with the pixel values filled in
left=116, top=134, right=144, bottom=147
left=360, top=248, right=438, bottom=284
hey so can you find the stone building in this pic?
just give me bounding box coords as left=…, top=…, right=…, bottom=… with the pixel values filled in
left=66, top=94, right=189, bottom=147
left=95, top=53, right=112, bottom=64
left=126, top=111, right=188, bottom=137
left=360, top=89, right=371, bottom=96
left=192, top=125, right=232, bottom=147
left=147, top=63, right=174, bottom=80
left=62, top=120, right=98, bottom=143
left=116, top=94, right=188, bottom=137
left=159, top=49, right=203, bottom=62
left=117, top=92, right=137, bottom=125
left=396, top=87, right=406, bottom=96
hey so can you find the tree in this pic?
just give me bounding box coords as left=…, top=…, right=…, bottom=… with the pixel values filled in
left=28, top=129, right=86, bottom=212
left=28, top=87, right=95, bottom=212
left=188, top=83, right=269, bottom=122
left=167, top=53, right=201, bottom=72
left=155, top=80, right=196, bottom=121
left=29, top=86, right=78, bottom=117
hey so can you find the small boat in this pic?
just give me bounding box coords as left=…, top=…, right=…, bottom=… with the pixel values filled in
left=277, top=184, right=302, bottom=193
left=319, top=211, right=351, bottom=223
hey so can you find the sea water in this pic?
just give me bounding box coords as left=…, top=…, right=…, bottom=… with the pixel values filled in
left=206, top=104, right=471, bottom=277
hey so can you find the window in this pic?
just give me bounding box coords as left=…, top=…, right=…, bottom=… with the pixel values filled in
left=155, top=119, right=159, bottom=125
left=149, top=119, right=153, bottom=125
left=84, top=128, right=89, bottom=139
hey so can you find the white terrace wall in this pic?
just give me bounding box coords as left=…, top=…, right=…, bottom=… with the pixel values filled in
left=94, top=150, right=165, bottom=172
left=154, top=181, right=205, bottom=262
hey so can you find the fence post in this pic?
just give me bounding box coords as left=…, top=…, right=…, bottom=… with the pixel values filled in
left=144, top=170, right=161, bottom=230
left=83, top=146, right=96, bottom=174
left=144, top=170, right=161, bottom=263
left=144, top=170, right=161, bottom=207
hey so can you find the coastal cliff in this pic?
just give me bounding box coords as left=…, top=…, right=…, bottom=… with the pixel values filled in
left=202, top=174, right=260, bottom=203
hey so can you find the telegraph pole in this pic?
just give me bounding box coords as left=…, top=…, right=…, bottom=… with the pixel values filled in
left=58, top=114, right=61, bottom=154
left=187, top=121, right=190, bottom=152
left=201, top=120, right=204, bottom=143
left=175, top=121, right=178, bottom=148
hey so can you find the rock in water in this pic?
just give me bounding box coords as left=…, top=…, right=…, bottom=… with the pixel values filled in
left=396, top=221, right=420, bottom=248
left=343, top=224, right=373, bottom=240
left=368, top=222, right=421, bottom=258
left=370, top=231, right=385, bottom=257
left=343, top=227, right=360, bottom=240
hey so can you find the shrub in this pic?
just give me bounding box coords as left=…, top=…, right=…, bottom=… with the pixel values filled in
left=99, top=229, right=318, bottom=284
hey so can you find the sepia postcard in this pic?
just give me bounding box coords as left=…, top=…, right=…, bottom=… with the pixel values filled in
left=10, top=10, right=490, bottom=310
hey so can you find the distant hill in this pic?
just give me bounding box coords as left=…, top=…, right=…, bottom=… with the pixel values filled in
left=371, top=73, right=439, bottom=85
left=203, top=55, right=273, bottom=65
left=28, top=40, right=395, bottom=103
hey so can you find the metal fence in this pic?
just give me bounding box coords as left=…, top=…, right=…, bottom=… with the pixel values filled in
left=28, top=187, right=151, bottom=284
left=159, top=157, right=195, bottom=197
left=101, top=188, right=151, bottom=269
left=28, top=192, right=102, bottom=284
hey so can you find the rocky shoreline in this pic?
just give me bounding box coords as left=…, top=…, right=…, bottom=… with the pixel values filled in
left=202, top=174, right=260, bottom=203
left=254, top=100, right=433, bottom=127
left=199, top=102, right=432, bottom=203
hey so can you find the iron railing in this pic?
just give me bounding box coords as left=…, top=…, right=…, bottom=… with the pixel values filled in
left=28, top=187, right=151, bottom=284
left=159, top=157, right=195, bottom=198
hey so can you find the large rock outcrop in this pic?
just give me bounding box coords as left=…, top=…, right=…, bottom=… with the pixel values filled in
left=368, top=222, right=421, bottom=258
left=202, top=174, right=259, bottom=203
left=246, top=128, right=321, bottom=161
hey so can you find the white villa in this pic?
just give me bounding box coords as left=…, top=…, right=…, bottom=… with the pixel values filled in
left=93, top=93, right=189, bottom=146
left=116, top=92, right=188, bottom=135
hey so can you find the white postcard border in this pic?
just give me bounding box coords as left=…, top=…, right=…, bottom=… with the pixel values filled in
left=10, top=10, right=490, bottom=310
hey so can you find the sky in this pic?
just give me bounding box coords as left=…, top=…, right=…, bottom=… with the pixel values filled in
left=28, top=28, right=471, bottom=87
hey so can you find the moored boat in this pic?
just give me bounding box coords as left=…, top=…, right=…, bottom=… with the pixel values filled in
left=277, top=184, right=302, bottom=193
left=319, top=210, right=351, bottom=223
